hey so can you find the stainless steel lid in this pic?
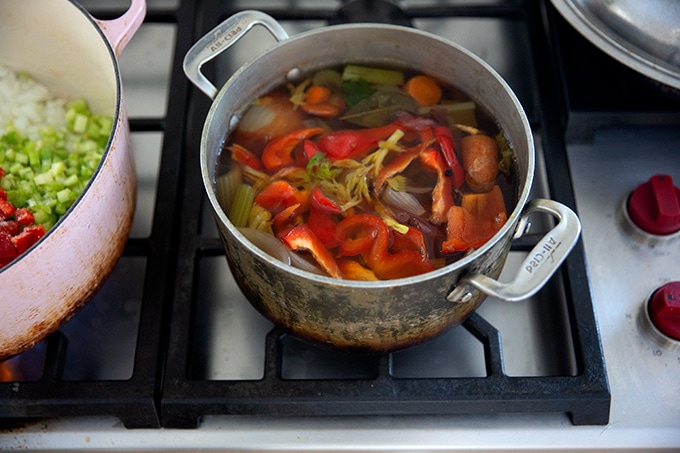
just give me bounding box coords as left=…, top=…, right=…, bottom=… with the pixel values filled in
left=551, top=0, right=680, bottom=90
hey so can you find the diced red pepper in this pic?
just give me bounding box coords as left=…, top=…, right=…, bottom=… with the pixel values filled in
left=228, top=143, right=264, bottom=172
left=279, top=224, right=343, bottom=279
left=0, top=187, right=7, bottom=200
left=419, top=148, right=454, bottom=224
left=0, top=220, right=20, bottom=236
left=14, top=207, right=35, bottom=226
left=0, top=198, right=16, bottom=220
left=0, top=230, right=18, bottom=261
left=317, top=123, right=401, bottom=161
left=11, top=224, right=46, bottom=254
left=261, top=127, right=324, bottom=172
left=442, top=185, right=508, bottom=253
left=254, top=180, right=308, bottom=215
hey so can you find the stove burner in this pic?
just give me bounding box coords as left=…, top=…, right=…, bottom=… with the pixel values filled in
left=331, top=0, right=412, bottom=26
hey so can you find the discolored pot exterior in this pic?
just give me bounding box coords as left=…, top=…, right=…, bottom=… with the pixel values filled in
left=186, top=11, right=581, bottom=352
left=0, top=0, right=145, bottom=361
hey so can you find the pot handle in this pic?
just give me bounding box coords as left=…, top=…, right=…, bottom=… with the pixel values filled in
left=183, top=10, right=290, bottom=100
left=447, top=199, right=581, bottom=303
left=93, top=0, right=147, bottom=57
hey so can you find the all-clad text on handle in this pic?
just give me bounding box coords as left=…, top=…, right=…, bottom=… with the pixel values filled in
left=448, top=198, right=581, bottom=303
left=183, top=10, right=289, bottom=99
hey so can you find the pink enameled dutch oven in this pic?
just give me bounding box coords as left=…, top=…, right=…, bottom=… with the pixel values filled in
left=0, top=0, right=146, bottom=361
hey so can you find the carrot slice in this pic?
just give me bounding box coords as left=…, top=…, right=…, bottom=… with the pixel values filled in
left=305, top=85, right=331, bottom=105
left=403, top=75, right=442, bottom=106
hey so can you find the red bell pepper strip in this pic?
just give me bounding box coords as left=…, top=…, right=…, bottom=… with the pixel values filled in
left=390, top=227, right=428, bottom=256
left=307, top=186, right=342, bottom=248
left=442, top=185, right=508, bottom=253
left=363, top=216, right=434, bottom=280
left=336, top=258, right=378, bottom=281
left=303, top=139, right=322, bottom=161
left=432, top=126, right=465, bottom=189
left=309, top=186, right=342, bottom=214
left=373, top=146, right=422, bottom=193
left=419, top=148, right=454, bottom=225
left=228, top=143, right=264, bottom=172
left=272, top=203, right=303, bottom=233
left=335, top=213, right=379, bottom=257
left=317, top=123, right=401, bottom=161
left=254, top=180, right=308, bottom=215
left=261, top=127, right=324, bottom=172
left=279, top=224, right=343, bottom=279
left=336, top=213, right=434, bottom=279
left=420, top=127, right=465, bottom=188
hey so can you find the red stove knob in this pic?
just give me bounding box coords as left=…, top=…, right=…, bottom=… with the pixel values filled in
left=648, top=282, right=680, bottom=341
left=627, top=174, right=680, bottom=235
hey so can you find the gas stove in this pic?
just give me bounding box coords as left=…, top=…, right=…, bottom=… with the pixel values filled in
left=1, top=0, right=679, bottom=451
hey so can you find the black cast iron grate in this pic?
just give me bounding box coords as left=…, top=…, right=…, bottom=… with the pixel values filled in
left=160, top=0, right=610, bottom=429
left=0, top=0, right=613, bottom=430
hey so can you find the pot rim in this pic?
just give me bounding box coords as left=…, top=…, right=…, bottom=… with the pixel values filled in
left=201, top=22, right=535, bottom=288
left=0, top=0, right=123, bottom=275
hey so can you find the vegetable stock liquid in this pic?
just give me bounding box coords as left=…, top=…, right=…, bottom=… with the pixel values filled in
left=214, top=64, right=518, bottom=278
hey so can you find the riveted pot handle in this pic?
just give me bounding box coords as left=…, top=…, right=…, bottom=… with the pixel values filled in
left=183, top=10, right=289, bottom=100
left=448, top=199, right=581, bottom=303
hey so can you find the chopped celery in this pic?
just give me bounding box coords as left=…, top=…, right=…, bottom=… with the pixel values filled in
left=0, top=98, right=112, bottom=230
left=419, top=101, right=478, bottom=127
left=228, top=183, right=256, bottom=228
left=311, top=69, right=343, bottom=91
left=342, top=64, right=405, bottom=86
left=215, top=165, right=243, bottom=213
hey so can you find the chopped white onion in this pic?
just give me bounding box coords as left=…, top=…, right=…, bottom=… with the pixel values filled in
left=239, top=227, right=292, bottom=265
left=236, top=103, right=276, bottom=132
left=382, top=186, right=426, bottom=216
